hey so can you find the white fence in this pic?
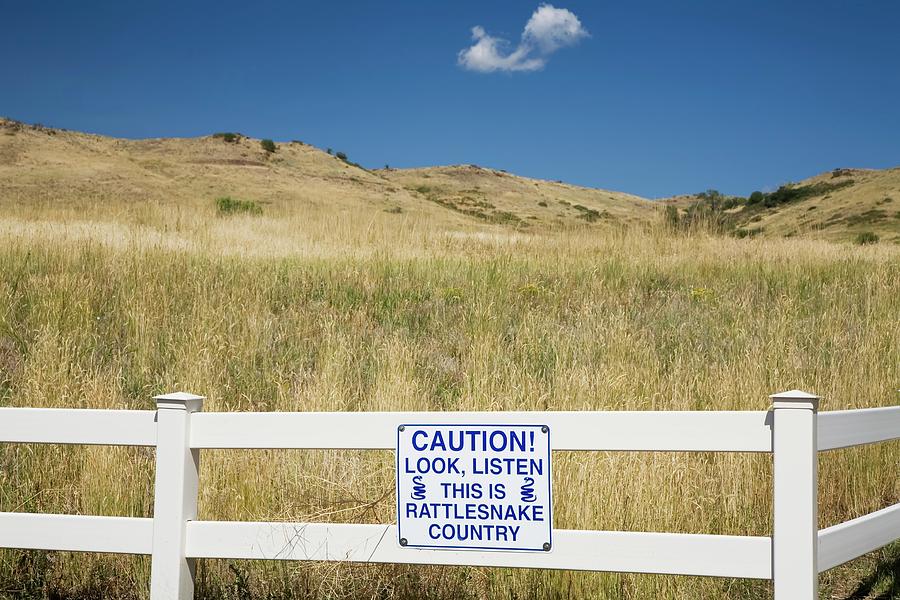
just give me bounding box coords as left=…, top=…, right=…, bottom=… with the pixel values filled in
left=0, top=389, right=898, bottom=599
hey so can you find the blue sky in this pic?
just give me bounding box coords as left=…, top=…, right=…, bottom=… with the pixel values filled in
left=2, top=1, right=898, bottom=198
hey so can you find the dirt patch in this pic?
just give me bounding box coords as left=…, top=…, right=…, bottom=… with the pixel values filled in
left=189, top=159, right=267, bottom=167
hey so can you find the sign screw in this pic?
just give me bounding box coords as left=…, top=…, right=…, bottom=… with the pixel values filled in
left=399, top=538, right=408, bottom=546
left=541, top=426, right=548, bottom=433
left=542, top=542, right=551, bottom=551
left=399, top=425, right=406, bottom=432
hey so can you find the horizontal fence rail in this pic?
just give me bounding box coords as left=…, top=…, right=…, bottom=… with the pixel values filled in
left=190, top=410, right=774, bottom=452
left=818, top=494, right=900, bottom=572
left=0, top=408, right=157, bottom=446
left=0, top=513, right=152, bottom=555
left=0, top=389, right=897, bottom=600
left=818, top=406, right=900, bottom=450
left=185, top=521, right=773, bottom=579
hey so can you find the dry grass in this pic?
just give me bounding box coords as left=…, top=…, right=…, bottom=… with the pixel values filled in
left=0, top=118, right=655, bottom=235
left=0, top=140, right=898, bottom=599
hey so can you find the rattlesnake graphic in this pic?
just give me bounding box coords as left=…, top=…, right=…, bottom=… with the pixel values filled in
left=520, top=477, right=536, bottom=503
left=411, top=475, right=426, bottom=500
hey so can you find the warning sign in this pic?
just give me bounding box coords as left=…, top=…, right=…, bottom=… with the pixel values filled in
left=396, top=424, right=552, bottom=552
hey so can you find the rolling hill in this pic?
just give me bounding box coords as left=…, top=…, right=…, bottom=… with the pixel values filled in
left=663, top=168, right=900, bottom=243
left=0, top=118, right=654, bottom=232
left=2, top=117, right=897, bottom=243
left=379, top=164, right=654, bottom=228
left=736, top=168, right=900, bottom=241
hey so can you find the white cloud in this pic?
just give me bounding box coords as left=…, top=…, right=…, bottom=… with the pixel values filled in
left=457, top=26, right=546, bottom=73
left=457, top=4, right=588, bottom=73
left=523, top=4, right=589, bottom=52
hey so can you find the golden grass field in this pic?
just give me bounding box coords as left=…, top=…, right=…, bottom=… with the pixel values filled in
left=0, top=120, right=898, bottom=599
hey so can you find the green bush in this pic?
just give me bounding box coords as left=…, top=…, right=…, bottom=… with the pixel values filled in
left=762, top=180, right=854, bottom=208
left=695, top=189, right=725, bottom=205
left=260, top=139, right=276, bottom=153
left=748, top=191, right=765, bottom=205
left=572, top=204, right=602, bottom=222
left=212, top=132, right=239, bottom=143
left=334, top=151, right=365, bottom=169
left=854, top=231, right=879, bottom=245
left=215, top=196, right=262, bottom=216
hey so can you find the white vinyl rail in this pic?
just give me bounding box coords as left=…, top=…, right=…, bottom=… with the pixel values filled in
left=0, top=389, right=897, bottom=600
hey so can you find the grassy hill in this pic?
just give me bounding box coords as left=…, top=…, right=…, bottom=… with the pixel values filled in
left=0, top=117, right=654, bottom=232
left=4, top=117, right=897, bottom=244
left=663, top=168, right=900, bottom=243
left=379, top=164, right=655, bottom=228
left=738, top=168, right=900, bottom=242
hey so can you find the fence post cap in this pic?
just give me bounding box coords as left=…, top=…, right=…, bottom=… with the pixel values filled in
left=154, top=391, right=205, bottom=411
left=769, top=389, right=819, bottom=410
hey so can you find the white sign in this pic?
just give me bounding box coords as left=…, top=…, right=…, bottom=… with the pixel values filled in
left=396, top=423, right=552, bottom=552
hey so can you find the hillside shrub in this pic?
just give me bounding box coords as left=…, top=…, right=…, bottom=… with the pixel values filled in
left=213, top=132, right=239, bottom=143
left=695, top=189, right=725, bottom=207
left=762, top=180, right=854, bottom=208
left=260, top=139, right=276, bottom=153
left=666, top=191, right=740, bottom=234
left=335, top=151, right=348, bottom=161
left=215, top=196, right=262, bottom=216
left=854, top=231, right=879, bottom=245
left=572, top=204, right=602, bottom=222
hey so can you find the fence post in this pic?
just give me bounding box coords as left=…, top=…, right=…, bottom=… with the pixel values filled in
left=150, top=392, right=204, bottom=600
left=771, top=389, right=819, bottom=600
